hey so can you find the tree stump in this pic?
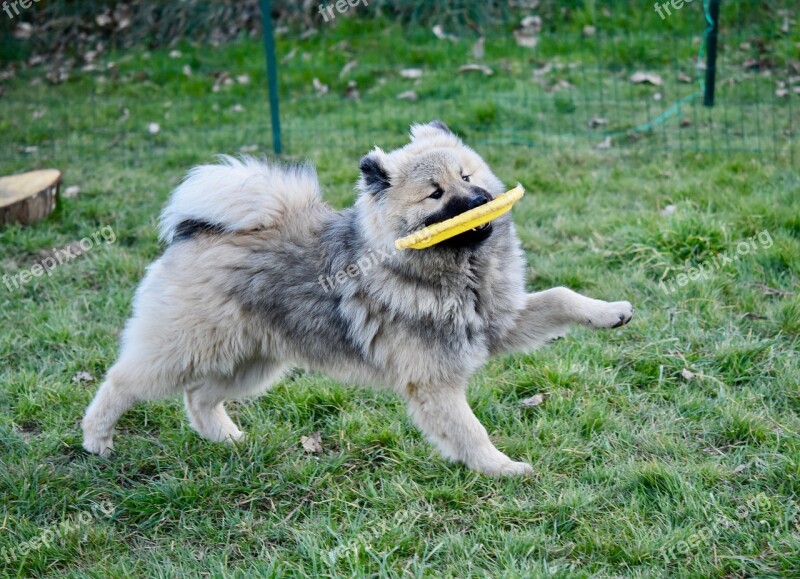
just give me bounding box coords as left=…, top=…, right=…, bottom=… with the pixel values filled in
left=0, top=169, right=61, bottom=227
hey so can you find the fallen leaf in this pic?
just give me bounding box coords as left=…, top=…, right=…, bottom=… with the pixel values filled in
left=677, top=71, right=693, bottom=83
left=588, top=116, right=608, bottom=128
left=742, top=312, right=767, bottom=321
left=520, top=393, right=550, bottom=408
left=459, top=64, right=494, bottom=76
left=660, top=204, right=677, bottom=217
left=520, top=15, right=542, bottom=31
left=63, top=186, right=81, bottom=198
left=754, top=283, right=795, bottom=297
left=281, top=48, right=297, bottom=64
left=236, top=74, right=251, bottom=85
left=182, top=65, right=192, bottom=77
left=681, top=368, right=695, bottom=381
left=680, top=119, right=692, bottom=128
left=339, top=60, right=358, bottom=79
left=630, top=72, right=663, bottom=86
left=596, top=136, right=612, bottom=149
left=400, top=68, right=423, bottom=79
left=471, top=37, right=485, bottom=60
left=583, top=25, right=596, bottom=37
left=73, top=371, right=94, bottom=384
left=344, top=80, right=360, bottom=100
left=397, top=90, right=418, bottom=101
left=432, top=25, right=458, bottom=42
left=301, top=431, right=323, bottom=453
left=514, top=30, right=538, bottom=49
left=312, top=77, right=329, bottom=96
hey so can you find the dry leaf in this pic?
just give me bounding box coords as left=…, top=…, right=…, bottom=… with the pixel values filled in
left=596, top=136, right=612, bottom=149
left=681, top=368, right=695, bottom=381
left=432, top=25, right=458, bottom=42
left=459, top=64, right=494, bottom=76
left=660, top=204, right=677, bottom=217
left=588, top=116, right=608, bottom=128
left=339, top=60, right=358, bottom=79
left=236, top=74, right=251, bottom=85
left=514, top=30, right=538, bottom=49
left=301, top=431, right=323, bottom=453
left=755, top=283, right=794, bottom=297
left=312, top=78, right=329, bottom=96
left=471, top=38, right=485, bottom=60
left=73, top=371, right=94, bottom=384
left=677, top=71, right=693, bottom=83
left=520, top=393, right=550, bottom=408
left=400, top=68, right=423, bottom=79
left=397, top=90, right=418, bottom=101
left=344, top=80, right=360, bottom=100
left=63, top=186, right=81, bottom=198
left=630, top=72, right=663, bottom=86
left=583, top=25, right=596, bottom=37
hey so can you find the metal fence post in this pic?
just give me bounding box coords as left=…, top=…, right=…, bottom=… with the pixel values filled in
left=703, top=0, right=721, bottom=107
left=260, top=0, right=282, bottom=154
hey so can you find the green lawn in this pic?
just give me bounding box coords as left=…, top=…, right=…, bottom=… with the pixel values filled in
left=1, top=12, right=800, bottom=578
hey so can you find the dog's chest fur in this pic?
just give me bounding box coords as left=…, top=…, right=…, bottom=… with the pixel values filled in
left=231, top=210, right=525, bottom=387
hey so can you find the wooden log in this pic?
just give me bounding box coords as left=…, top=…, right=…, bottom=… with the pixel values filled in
left=0, top=169, right=61, bottom=226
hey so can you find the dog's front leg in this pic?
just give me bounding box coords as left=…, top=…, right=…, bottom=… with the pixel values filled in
left=492, top=287, right=634, bottom=355
left=405, top=382, right=532, bottom=477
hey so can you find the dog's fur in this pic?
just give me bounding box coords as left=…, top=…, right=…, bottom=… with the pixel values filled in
left=82, top=121, right=633, bottom=476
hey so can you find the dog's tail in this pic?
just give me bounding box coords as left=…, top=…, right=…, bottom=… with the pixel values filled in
left=159, top=155, right=322, bottom=244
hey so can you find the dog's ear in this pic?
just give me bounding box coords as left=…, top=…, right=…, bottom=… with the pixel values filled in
left=410, top=120, right=455, bottom=142
left=358, top=148, right=391, bottom=198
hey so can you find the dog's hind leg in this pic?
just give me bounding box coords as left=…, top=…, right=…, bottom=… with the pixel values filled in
left=406, top=382, right=533, bottom=477
left=184, top=359, right=285, bottom=444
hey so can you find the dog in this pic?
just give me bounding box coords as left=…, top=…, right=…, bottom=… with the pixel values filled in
left=82, top=121, right=633, bottom=476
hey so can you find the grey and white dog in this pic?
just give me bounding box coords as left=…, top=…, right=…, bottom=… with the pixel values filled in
left=82, top=121, right=634, bottom=476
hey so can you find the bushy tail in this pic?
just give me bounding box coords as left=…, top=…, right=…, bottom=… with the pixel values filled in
left=159, top=155, right=322, bottom=244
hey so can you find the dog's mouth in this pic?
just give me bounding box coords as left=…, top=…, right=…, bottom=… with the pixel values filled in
left=417, top=219, right=493, bottom=249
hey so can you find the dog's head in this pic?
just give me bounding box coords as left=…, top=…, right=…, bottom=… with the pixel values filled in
left=356, top=121, right=506, bottom=252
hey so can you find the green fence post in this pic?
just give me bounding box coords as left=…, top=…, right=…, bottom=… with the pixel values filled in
left=260, top=0, right=282, bottom=154
left=703, top=0, right=721, bottom=108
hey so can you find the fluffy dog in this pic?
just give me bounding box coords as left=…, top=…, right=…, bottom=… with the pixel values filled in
left=82, top=121, right=633, bottom=476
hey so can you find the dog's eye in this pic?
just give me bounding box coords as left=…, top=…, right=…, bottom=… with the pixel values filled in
left=429, top=187, right=444, bottom=200
left=462, top=174, right=471, bottom=183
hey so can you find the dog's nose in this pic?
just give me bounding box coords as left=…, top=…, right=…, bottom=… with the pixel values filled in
left=467, top=187, right=491, bottom=209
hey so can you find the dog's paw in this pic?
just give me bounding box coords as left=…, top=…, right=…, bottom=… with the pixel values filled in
left=584, top=300, right=634, bottom=330
left=475, top=459, right=534, bottom=477
left=83, top=434, right=113, bottom=457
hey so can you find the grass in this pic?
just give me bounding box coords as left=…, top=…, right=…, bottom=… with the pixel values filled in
left=1, top=10, right=800, bottom=578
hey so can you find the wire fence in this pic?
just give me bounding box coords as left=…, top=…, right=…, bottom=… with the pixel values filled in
left=0, top=0, right=797, bottom=176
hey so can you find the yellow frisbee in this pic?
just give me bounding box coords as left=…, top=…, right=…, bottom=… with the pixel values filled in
left=395, top=184, right=525, bottom=250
